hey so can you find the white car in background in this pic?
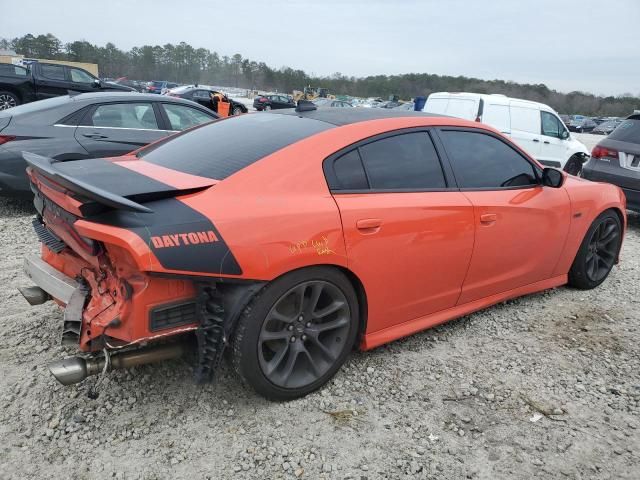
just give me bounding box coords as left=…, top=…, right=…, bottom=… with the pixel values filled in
left=424, top=92, right=589, bottom=174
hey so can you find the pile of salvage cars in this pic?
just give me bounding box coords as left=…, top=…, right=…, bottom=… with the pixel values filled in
left=5, top=90, right=633, bottom=401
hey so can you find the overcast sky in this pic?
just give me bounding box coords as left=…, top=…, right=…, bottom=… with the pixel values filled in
left=1, top=0, right=638, bottom=96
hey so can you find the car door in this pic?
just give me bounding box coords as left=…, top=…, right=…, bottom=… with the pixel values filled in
left=75, top=102, right=169, bottom=157
left=159, top=102, right=217, bottom=131
left=34, top=64, right=70, bottom=99
left=327, top=130, right=475, bottom=333
left=436, top=128, right=571, bottom=304
left=508, top=102, right=542, bottom=159
left=66, top=66, right=98, bottom=94
left=539, top=111, right=570, bottom=168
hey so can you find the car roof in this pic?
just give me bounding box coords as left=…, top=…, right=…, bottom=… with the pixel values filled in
left=275, top=107, right=445, bottom=126
left=67, top=92, right=188, bottom=103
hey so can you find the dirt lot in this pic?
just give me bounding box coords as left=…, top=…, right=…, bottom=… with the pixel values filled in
left=0, top=194, right=639, bottom=479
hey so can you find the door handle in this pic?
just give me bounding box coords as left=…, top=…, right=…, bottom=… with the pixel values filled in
left=356, top=218, right=382, bottom=231
left=82, top=133, right=108, bottom=139
left=543, top=140, right=550, bottom=144
left=480, top=213, right=497, bottom=224
left=532, top=138, right=540, bottom=143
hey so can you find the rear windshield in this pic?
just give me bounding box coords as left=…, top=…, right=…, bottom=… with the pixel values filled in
left=152, top=81, right=164, bottom=88
left=608, top=119, right=640, bottom=144
left=138, top=113, right=333, bottom=180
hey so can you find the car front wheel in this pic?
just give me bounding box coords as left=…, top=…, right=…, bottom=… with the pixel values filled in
left=232, top=106, right=243, bottom=116
left=568, top=210, right=622, bottom=289
left=231, top=267, right=359, bottom=400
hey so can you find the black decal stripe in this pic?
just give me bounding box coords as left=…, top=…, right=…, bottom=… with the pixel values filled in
left=53, top=158, right=177, bottom=197
left=89, top=198, right=242, bottom=276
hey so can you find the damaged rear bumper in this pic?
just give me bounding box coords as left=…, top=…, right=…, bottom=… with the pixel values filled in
left=20, top=254, right=88, bottom=345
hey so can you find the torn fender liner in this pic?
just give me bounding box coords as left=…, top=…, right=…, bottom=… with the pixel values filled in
left=194, top=281, right=264, bottom=383
left=89, top=197, right=242, bottom=275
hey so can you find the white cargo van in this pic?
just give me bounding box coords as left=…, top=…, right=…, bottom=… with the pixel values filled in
left=424, top=92, right=589, bottom=174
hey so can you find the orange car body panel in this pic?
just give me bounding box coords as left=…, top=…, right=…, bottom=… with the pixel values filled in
left=29, top=114, right=627, bottom=352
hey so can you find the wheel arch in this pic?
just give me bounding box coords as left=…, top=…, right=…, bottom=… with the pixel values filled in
left=224, top=263, right=369, bottom=344
left=0, top=87, right=22, bottom=103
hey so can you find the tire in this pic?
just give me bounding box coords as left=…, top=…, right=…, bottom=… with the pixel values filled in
left=568, top=210, right=622, bottom=290
left=564, top=155, right=583, bottom=176
left=231, top=267, right=359, bottom=401
left=0, top=91, right=19, bottom=110
left=263, top=105, right=271, bottom=111
left=232, top=106, right=243, bottom=116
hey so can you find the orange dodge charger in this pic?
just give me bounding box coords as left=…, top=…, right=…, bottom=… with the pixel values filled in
left=21, top=107, right=626, bottom=400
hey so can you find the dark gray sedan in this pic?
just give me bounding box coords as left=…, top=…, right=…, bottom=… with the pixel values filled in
left=0, top=92, right=218, bottom=195
left=582, top=114, right=640, bottom=212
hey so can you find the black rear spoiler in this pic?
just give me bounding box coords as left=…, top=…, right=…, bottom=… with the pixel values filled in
left=23, top=152, right=153, bottom=213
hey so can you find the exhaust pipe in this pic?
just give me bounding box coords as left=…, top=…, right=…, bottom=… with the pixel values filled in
left=18, top=286, right=50, bottom=306
left=48, top=343, right=185, bottom=386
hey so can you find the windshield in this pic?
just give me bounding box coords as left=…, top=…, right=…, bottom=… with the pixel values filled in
left=607, top=119, right=640, bottom=144
left=152, top=81, right=164, bottom=88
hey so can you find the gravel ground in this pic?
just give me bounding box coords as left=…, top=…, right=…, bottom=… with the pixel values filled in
left=0, top=196, right=638, bottom=480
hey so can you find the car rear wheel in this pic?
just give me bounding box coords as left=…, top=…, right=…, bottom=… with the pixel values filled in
left=0, top=91, right=19, bottom=110
left=232, top=106, right=243, bottom=116
left=231, top=267, right=359, bottom=400
left=568, top=210, right=622, bottom=289
left=263, top=105, right=271, bottom=111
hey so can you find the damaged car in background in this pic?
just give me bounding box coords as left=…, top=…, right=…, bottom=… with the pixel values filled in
left=19, top=107, right=626, bottom=400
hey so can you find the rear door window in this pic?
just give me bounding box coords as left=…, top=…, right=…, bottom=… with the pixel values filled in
left=90, top=103, right=159, bottom=129
left=357, top=132, right=446, bottom=190
left=332, top=149, right=369, bottom=190
left=40, top=64, right=66, bottom=81
left=608, top=119, right=640, bottom=144
left=440, top=130, right=538, bottom=189
left=162, top=103, right=214, bottom=130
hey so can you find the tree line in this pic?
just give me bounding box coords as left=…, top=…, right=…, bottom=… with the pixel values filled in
left=1, top=33, right=638, bottom=116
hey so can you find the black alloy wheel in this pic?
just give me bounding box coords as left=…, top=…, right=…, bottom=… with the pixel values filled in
left=231, top=267, right=359, bottom=400
left=257, top=280, right=350, bottom=389
left=569, top=211, right=622, bottom=289
left=584, top=217, right=619, bottom=283
left=0, top=92, right=18, bottom=110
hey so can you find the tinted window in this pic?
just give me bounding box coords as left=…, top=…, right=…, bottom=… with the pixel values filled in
left=40, top=64, right=66, bottom=80
left=192, top=90, right=211, bottom=99
left=69, top=68, right=94, bottom=83
left=608, top=119, right=640, bottom=144
left=162, top=103, right=213, bottom=130
left=541, top=111, right=563, bottom=138
left=91, top=103, right=158, bottom=129
left=358, top=132, right=446, bottom=189
left=332, top=149, right=368, bottom=189
left=440, top=130, right=538, bottom=189
left=139, top=113, right=332, bottom=180
left=0, top=64, right=28, bottom=76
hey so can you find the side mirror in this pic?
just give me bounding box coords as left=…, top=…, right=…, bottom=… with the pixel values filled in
left=560, top=130, right=569, bottom=140
left=542, top=168, right=564, bottom=188
left=93, top=79, right=101, bottom=88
